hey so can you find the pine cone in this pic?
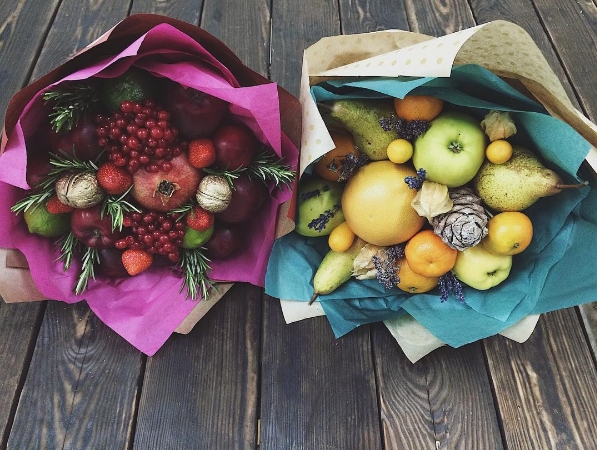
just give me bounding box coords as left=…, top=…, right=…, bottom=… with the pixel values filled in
left=430, top=187, right=489, bottom=251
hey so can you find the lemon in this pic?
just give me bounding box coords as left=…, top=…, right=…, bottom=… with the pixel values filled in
left=101, top=67, right=157, bottom=112
left=328, top=221, right=356, bottom=252
left=485, top=139, right=513, bottom=164
left=341, top=161, right=425, bottom=246
left=181, top=225, right=214, bottom=249
left=386, top=139, right=413, bottom=164
left=24, top=203, right=70, bottom=237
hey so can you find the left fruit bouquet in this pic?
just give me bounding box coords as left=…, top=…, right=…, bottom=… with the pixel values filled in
left=0, top=14, right=300, bottom=355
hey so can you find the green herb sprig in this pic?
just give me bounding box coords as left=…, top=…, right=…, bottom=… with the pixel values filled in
left=74, top=246, right=100, bottom=295
left=178, top=248, right=214, bottom=301
left=101, top=186, right=141, bottom=231
left=43, top=83, right=100, bottom=132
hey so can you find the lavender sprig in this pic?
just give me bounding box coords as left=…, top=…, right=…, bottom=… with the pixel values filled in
left=372, top=244, right=405, bottom=289
left=438, top=272, right=465, bottom=303
left=337, top=152, right=369, bottom=182
left=379, top=115, right=430, bottom=140
left=405, top=168, right=427, bottom=190
left=307, top=204, right=341, bottom=232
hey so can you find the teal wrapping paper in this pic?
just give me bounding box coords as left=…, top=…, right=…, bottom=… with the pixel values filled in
left=265, top=65, right=597, bottom=347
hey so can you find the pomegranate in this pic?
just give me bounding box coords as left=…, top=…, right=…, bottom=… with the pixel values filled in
left=130, top=152, right=201, bottom=212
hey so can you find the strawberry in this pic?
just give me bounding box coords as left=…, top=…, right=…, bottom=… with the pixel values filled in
left=185, top=206, right=214, bottom=231
left=188, top=138, right=216, bottom=169
left=121, top=249, right=153, bottom=276
left=46, top=195, right=74, bottom=214
left=97, top=162, right=133, bottom=195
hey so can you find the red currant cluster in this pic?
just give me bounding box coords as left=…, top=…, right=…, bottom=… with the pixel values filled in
left=115, top=210, right=186, bottom=262
left=95, top=99, right=187, bottom=174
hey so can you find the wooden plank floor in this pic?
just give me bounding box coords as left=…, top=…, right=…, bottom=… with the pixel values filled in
left=2, top=0, right=597, bottom=449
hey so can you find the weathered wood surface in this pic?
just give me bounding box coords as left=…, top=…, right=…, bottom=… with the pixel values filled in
left=1, top=0, right=597, bottom=449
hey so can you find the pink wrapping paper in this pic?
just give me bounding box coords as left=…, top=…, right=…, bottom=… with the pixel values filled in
left=0, top=20, right=299, bottom=355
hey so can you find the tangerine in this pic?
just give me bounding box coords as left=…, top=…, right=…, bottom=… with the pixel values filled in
left=341, top=161, right=425, bottom=246
left=396, top=257, right=439, bottom=294
left=328, top=221, right=356, bottom=252
left=313, top=131, right=360, bottom=182
left=482, top=211, right=533, bottom=256
left=485, top=139, right=513, bottom=164
left=404, top=229, right=458, bottom=277
left=393, top=95, right=444, bottom=122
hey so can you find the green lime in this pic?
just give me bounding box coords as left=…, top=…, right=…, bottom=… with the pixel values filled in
left=181, top=225, right=214, bottom=249
left=24, top=203, right=71, bottom=238
left=100, top=67, right=157, bottom=111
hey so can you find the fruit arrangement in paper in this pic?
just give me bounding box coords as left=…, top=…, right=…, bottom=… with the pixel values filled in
left=7, top=67, right=295, bottom=300
left=293, top=93, right=589, bottom=305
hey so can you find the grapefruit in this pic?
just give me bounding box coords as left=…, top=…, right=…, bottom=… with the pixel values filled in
left=341, top=161, right=425, bottom=246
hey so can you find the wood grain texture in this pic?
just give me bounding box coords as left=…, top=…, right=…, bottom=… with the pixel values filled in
left=199, top=0, right=271, bottom=77
left=404, top=0, right=475, bottom=35
left=7, top=302, right=143, bottom=450
left=260, top=298, right=381, bottom=450
left=270, top=0, right=341, bottom=96
left=0, top=301, right=44, bottom=448
left=372, top=323, right=503, bottom=450
left=0, top=0, right=61, bottom=115
left=131, top=0, right=203, bottom=23
left=133, top=285, right=261, bottom=449
left=338, top=0, right=410, bottom=34
left=485, top=309, right=597, bottom=449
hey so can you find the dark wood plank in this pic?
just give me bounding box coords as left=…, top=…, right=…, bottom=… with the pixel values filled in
left=130, top=0, right=203, bottom=23
left=133, top=285, right=261, bottom=449
left=7, top=301, right=144, bottom=449
left=0, top=0, right=61, bottom=115
left=339, top=0, right=410, bottom=34
left=372, top=323, right=503, bottom=450
left=530, top=0, right=597, bottom=121
left=404, top=0, right=475, bottom=35
left=260, top=299, right=382, bottom=450
left=0, top=301, right=44, bottom=448
left=485, top=309, right=597, bottom=449
left=270, top=0, right=341, bottom=96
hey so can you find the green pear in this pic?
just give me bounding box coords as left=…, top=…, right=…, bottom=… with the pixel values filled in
left=296, top=175, right=345, bottom=237
left=472, top=145, right=587, bottom=211
left=324, top=99, right=397, bottom=160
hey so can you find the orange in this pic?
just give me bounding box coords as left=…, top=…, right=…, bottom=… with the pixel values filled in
left=396, top=257, right=439, bottom=294
left=404, top=229, right=458, bottom=277
left=482, top=211, right=533, bottom=256
left=328, top=221, right=356, bottom=252
left=393, top=95, right=444, bottom=122
left=485, top=139, right=513, bottom=164
left=341, top=160, right=425, bottom=246
left=313, top=131, right=359, bottom=182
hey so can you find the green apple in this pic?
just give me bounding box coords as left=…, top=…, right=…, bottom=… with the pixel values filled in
left=413, top=111, right=487, bottom=188
left=452, top=244, right=512, bottom=290
left=296, top=175, right=345, bottom=237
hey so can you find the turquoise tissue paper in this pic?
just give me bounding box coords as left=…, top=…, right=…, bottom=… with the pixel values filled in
left=265, top=65, right=597, bottom=347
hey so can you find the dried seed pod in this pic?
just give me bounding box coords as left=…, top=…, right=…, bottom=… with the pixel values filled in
left=55, top=171, right=105, bottom=209
left=480, top=110, right=517, bottom=142
left=196, top=175, right=232, bottom=213
left=411, top=180, right=453, bottom=220
left=429, top=187, right=489, bottom=251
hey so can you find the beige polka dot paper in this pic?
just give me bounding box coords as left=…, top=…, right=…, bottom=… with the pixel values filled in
left=299, top=20, right=597, bottom=175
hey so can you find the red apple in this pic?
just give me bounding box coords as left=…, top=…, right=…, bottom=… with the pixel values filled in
left=96, top=248, right=129, bottom=278
left=162, top=81, right=229, bottom=139
left=131, top=153, right=201, bottom=212
left=212, top=124, right=257, bottom=170
left=46, top=115, right=103, bottom=161
left=205, top=222, right=244, bottom=259
left=216, top=173, right=268, bottom=223
left=26, top=152, right=51, bottom=188
left=71, top=205, right=122, bottom=248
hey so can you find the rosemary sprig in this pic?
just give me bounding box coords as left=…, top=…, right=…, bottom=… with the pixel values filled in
left=247, top=150, right=295, bottom=187
left=168, top=201, right=197, bottom=221
left=43, top=82, right=100, bottom=132
left=11, top=151, right=99, bottom=214
left=178, top=248, right=214, bottom=301
left=101, top=186, right=141, bottom=231
left=74, top=246, right=100, bottom=295
left=56, top=231, right=79, bottom=271
left=203, top=150, right=295, bottom=188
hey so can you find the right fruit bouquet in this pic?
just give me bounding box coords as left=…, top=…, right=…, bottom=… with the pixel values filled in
left=265, top=21, right=597, bottom=351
